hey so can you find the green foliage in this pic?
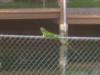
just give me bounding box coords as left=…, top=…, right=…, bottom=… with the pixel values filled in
left=0, top=1, right=58, bottom=8
left=68, top=0, right=100, bottom=8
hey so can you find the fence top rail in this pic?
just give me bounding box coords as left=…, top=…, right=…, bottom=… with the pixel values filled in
left=0, top=34, right=100, bottom=40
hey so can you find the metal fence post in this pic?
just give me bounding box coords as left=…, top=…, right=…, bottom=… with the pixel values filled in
left=59, top=0, right=68, bottom=75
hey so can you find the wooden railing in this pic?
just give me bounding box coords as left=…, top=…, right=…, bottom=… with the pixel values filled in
left=0, top=8, right=100, bottom=24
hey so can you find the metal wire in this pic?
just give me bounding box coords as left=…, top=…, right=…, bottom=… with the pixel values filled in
left=0, top=34, right=99, bottom=75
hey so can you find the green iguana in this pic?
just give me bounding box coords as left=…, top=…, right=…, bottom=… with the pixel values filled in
left=40, top=27, right=59, bottom=40
left=40, top=27, right=68, bottom=46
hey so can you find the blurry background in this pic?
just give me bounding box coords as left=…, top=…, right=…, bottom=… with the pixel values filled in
left=0, top=0, right=58, bottom=8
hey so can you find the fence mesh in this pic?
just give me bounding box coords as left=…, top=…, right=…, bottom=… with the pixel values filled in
left=0, top=35, right=99, bottom=75
left=67, top=37, right=100, bottom=75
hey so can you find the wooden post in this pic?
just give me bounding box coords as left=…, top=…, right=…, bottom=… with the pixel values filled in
left=59, top=0, right=68, bottom=75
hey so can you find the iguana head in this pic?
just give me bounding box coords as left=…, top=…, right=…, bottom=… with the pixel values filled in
left=40, top=27, right=45, bottom=32
left=40, top=27, right=47, bottom=37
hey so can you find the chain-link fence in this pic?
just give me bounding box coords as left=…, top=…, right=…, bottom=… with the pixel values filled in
left=0, top=35, right=62, bottom=75
left=0, top=35, right=99, bottom=75
left=67, top=37, right=100, bottom=75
